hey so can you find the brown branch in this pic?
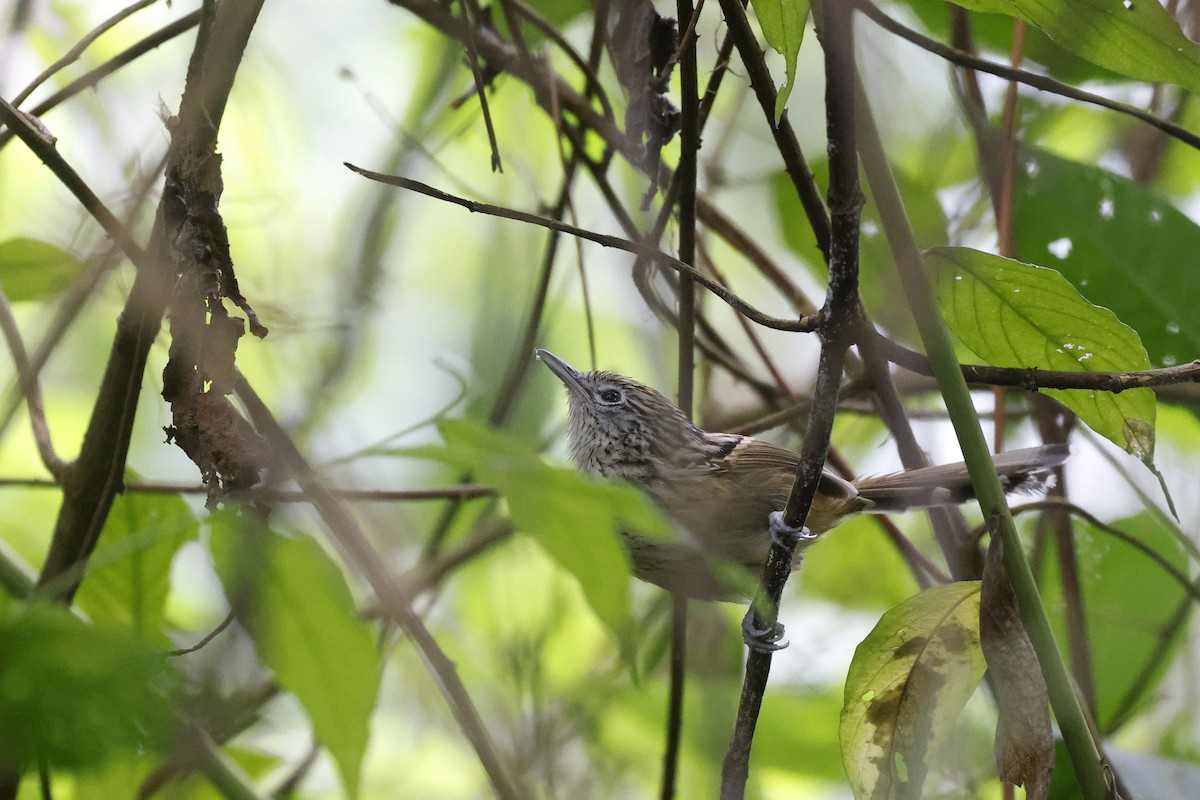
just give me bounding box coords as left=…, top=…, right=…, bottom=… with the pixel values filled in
left=22, top=0, right=267, bottom=606
left=722, top=2, right=863, bottom=796
left=864, top=326, right=1200, bottom=391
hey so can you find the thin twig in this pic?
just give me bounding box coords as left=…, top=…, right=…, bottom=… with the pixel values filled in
left=166, top=611, right=235, bottom=657
left=0, top=477, right=496, bottom=501
left=663, top=0, right=703, bottom=792
left=458, top=0, right=504, bottom=171
left=345, top=165, right=819, bottom=332
left=11, top=0, right=159, bottom=106
left=0, top=11, right=203, bottom=152
left=0, top=287, right=64, bottom=478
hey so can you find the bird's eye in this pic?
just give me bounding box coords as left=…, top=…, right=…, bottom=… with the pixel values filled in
left=598, top=389, right=622, bottom=404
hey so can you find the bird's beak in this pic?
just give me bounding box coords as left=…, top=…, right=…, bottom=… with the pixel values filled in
left=536, top=349, right=587, bottom=397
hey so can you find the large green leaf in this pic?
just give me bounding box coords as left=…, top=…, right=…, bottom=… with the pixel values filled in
left=1037, top=512, right=1189, bottom=731
left=948, top=0, right=1200, bottom=93
left=0, top=237, right=84, bottom=302
left=404, top=418, right=675, bottom=663
left=749, top=0, right=809, bottom=120
left=74, top=490, right=198, bottom=639
left=799, top=515, right=920, bottom=610
left=841, top=581, right=987, bottom=800
left=927, top=246, right=1155, bottom=461
left=209, top=515, right=381, bottom=798
left=0, top=603, right=178, bottom=770
left=1013, top=147, right=1200, bottom=371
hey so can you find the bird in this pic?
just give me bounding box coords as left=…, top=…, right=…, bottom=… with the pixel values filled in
left=536, top=348, right=1068, bottom=600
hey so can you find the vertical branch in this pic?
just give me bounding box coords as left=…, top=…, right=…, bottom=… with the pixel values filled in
left=663, top=2, right=700, bottom=796
left=853, top=33, right=1113, bottom=800
left=29, top=0, right=267, bottom=604
left=720, top=3, right=863, bottom=797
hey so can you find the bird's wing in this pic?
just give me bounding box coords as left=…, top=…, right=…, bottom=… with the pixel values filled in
left=713, top=436, right=860, bottom=501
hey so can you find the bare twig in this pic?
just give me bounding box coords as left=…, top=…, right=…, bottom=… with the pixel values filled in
left=458, top=0, right=503, bottom=171
left=0, top=287, right=64, bottom=478
left=345, top=164, right=819, bottom=332
left=166, top=611, right=235, bottom=657
left=0, top=477, right=495, bottom=501
left=11, top=0, right=159, bottom=106
left=0, top=11, right=203, bottom=152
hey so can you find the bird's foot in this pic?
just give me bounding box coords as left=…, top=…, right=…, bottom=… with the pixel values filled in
left=768, top=511, right=815, bottom=549
left=742, top=610, right=788, bottom=653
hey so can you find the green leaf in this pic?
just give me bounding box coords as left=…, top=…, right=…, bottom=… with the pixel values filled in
left=0, top=603, right=178, bottom=770
left=74, top=490, right=198, bottom=638
left=404, top=418, right=675, bottom=664
left=1037, top=512, right=1189, bottom=731
left=902, top=1, right=1119, bottom=85
left=209, top=515, right=381, bottom=799
left=948, top=0, right=1200, bottom=93
left=799, top=515, right=919, bottom=610
left=841, top=581, right=986, bottom=800
left=0, top=237, right=84, bottom=301
left=927, top=246, right=1155, bottom=460
left=750, top=0, right=809, bottom=120
left=1013, top=147, right=1200, bottom=371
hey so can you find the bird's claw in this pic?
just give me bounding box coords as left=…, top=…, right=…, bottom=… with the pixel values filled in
left=742, top=610, right=788, bottom=653
left=768, top=511, right=815, bottom=549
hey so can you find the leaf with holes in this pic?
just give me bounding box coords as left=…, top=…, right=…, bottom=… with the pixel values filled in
left=750, top=0, right=809, bottom=120
left=842, top=582, right=986, bottom=800
left=948, top=0, right=1200, bottom=94
left=927, top=246, right=1155, bottom=462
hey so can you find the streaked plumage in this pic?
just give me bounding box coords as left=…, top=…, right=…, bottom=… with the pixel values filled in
left=537, top=349, right=1067, bottom=599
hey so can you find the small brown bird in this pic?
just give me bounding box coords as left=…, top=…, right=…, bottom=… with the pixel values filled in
left=537, top=349, right=1068, bottom=599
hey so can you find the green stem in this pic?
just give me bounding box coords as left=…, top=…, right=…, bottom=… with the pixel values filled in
left=853, top=76, right=1111, bottom=799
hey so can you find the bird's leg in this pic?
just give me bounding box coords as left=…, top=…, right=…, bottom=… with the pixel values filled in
left=741, top=512, right=815, bottom=652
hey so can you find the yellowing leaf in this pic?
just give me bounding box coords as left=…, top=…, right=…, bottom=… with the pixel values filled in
left=841, top=582, right=986, bottom=800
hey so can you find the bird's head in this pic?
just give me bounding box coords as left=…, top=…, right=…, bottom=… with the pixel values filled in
left=536, top=349, right=698, bottom=480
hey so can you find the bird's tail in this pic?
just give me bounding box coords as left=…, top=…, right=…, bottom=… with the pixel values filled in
left=853, top=444, right=1069, bottom=513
